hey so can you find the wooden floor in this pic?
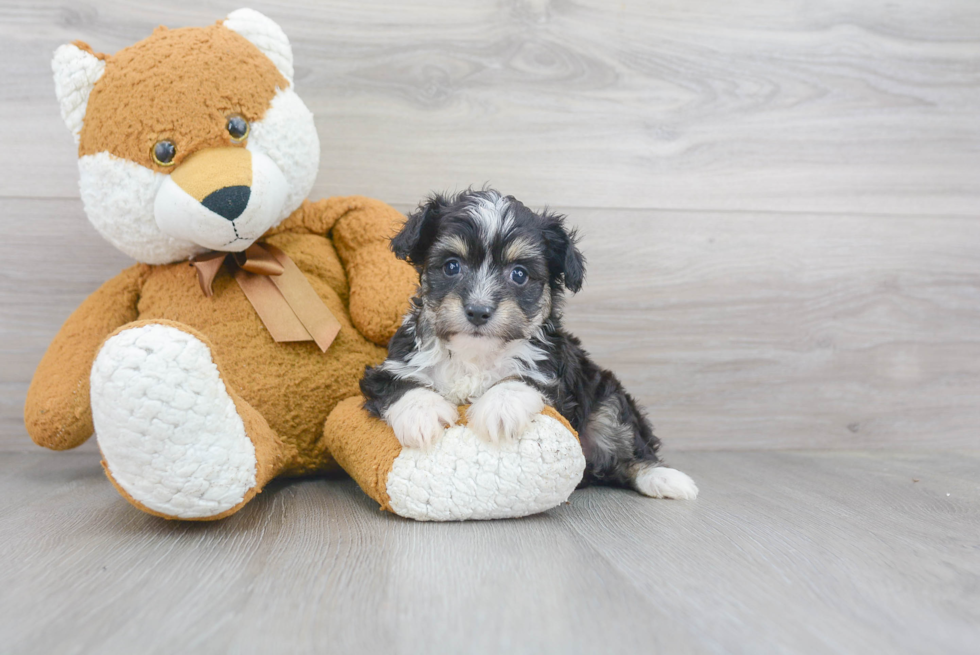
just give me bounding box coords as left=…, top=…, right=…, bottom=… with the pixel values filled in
left=1, top=1, right=979, bottom=653
left=1, top=450, right=978, bottom=654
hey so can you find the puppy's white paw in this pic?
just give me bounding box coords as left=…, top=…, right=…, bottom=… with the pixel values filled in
left=384, top=388, right=459, bottom=449
left=468, top=381, right=545, bottom=445
left=634, top=465, right=699, bottom=500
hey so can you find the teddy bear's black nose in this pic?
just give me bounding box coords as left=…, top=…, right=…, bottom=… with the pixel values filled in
left=202, top=185, right=251, bottom=220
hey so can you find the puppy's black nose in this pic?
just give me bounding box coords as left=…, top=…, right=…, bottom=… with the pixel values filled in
left=464, top=303, right=494, bottom=326
left=202, top=185, right=251, bottom=221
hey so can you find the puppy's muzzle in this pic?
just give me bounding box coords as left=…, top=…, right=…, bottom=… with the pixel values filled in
left=465, top=303, right=495, bottom=327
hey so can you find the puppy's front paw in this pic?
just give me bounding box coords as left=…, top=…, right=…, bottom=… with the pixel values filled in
left=468, top=381, right=544, bottom=445
left=384, top=388, right=459, bottom=449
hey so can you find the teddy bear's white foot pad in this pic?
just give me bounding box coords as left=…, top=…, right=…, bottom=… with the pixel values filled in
left=385, top=413, right=586, bottom=521
left=91, top=324, right=257, bottom=519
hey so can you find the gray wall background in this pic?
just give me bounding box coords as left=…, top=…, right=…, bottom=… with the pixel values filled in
left=2, top=0, right=978, bottom=451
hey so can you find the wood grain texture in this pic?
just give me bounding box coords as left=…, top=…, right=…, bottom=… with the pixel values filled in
left=0, top=450, right=977, bottom=654
left=3, top=3, right=978, bottom=653
left=562, top=207, right=980, bottom=450
left=0, top=0, right=978, bottom=213
left=4, top=198, right=978, bottom=451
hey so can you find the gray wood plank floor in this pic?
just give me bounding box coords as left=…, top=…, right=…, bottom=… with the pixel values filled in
left=1, top=2, right=979, bottom=653
left=1, top=450, right=977, bottom=655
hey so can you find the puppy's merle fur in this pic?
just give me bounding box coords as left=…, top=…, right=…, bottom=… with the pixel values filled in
left=361, top=189, right=697, bottom=499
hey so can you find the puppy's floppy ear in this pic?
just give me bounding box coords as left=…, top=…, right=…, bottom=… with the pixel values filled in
left=542, top=211, right=586, bottom=293
left=392, top=194, right=447, bottom=269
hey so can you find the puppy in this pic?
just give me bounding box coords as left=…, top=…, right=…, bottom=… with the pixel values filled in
left=360, top=189, right=697, bottom=499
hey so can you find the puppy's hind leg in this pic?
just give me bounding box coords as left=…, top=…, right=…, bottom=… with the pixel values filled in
left=632, top=463, right=698, bottom=500
left=584, top=392, right=698, bottom=500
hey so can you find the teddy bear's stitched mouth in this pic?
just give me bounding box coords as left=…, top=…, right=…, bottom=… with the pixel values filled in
left=222, top=232, right=258, bottom=248
left=218, top=215, right=254, bottom=249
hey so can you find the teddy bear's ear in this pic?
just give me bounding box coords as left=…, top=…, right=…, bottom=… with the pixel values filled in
left=51, top=42, right=105, bottom=145
left=223, top=8, right=294, bottom=84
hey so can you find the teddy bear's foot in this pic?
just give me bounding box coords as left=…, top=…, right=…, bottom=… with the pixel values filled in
left=387, top=411, right=586, bottom=520
left=91, top=323, right=270, bottom=519
left=325, top=399, right=587, bottom=521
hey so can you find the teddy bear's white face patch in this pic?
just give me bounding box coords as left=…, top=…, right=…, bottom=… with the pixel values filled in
left=75, top=87, right=319, bottom=264
left=245, top=88, right=320, bottom=223
left=78, top=153, right=203, bottom=264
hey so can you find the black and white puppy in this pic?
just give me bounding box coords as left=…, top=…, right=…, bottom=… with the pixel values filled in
left=360, top=189, right=697, bottom=499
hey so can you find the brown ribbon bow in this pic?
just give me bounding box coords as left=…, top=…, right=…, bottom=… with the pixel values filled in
left=190, top=243, right=341, bottom=352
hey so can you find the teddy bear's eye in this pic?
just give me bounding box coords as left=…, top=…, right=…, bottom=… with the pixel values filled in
left=227, top=116, right=249, bottom=142
left=152, top=140, right=176, bottom=167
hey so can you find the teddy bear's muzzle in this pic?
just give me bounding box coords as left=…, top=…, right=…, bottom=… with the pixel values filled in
left=153, top=146, right=288, bottom=252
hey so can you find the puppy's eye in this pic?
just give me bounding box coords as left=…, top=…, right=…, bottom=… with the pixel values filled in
left=227, top=115, right=249, bottom=142
left=152, top=140, right=176, bottom=166
left=510, top=266, right=528, bottom=285
left=443, top=259, right=461, bottom=276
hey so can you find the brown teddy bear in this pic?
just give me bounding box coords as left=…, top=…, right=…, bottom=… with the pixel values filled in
left=26, top=9, right=585, bottom=521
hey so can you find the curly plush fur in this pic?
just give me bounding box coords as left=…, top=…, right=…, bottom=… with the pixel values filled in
left=29, top=10, right=584, bottom=521
left=29, top=10, right=421, bottom=518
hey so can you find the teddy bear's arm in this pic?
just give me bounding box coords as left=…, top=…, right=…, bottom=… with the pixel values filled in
left=25, top=264, right=146, bottom=450
left=323, top=398, right=586, bottom=520
left=317, top=196, right=418, bottom=346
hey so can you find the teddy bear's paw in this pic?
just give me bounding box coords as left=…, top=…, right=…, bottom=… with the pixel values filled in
left=467, top=381, right=545, bottom=445
left=91, top=324, right=258, bottom=519
left=385, top=410, right=586, bottom=521
left=383, top=387, right=459, bottom=449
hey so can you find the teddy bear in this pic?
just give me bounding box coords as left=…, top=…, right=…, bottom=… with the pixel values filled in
left=26, top=8, right=585, bottom=521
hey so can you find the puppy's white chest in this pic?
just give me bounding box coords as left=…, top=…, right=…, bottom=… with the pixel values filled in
left=428, top=335, right=521, bottom=404
left=430, top=354, right=505, bottom=404
left=442, top=375, right=492, bottom=405
left=389, top=334, right=548, bottom=405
